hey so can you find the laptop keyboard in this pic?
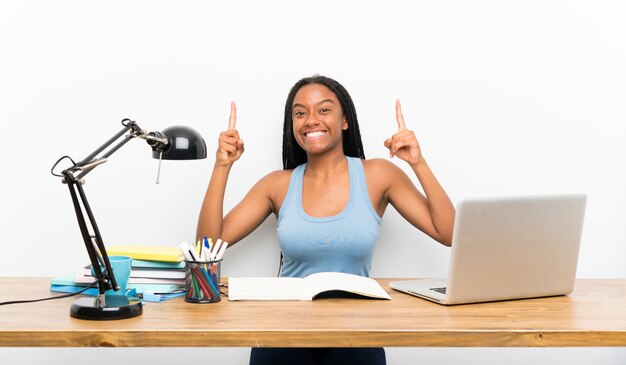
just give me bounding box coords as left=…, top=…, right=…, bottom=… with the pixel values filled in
left=430, top=287, right=447, bottom=295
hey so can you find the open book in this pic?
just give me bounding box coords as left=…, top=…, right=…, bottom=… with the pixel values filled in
left=228, top=272, right=391, bottom=301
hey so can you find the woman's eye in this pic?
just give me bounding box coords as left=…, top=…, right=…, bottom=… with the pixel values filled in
left=320, top=108, right=330, bottom=113
left=294, top=111, right=305, bottom=117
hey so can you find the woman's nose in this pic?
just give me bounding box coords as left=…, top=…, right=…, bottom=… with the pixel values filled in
left=304, top=115, right=319, bottom=127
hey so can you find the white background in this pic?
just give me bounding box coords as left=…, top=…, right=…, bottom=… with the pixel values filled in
left=1, top=1, right=625, bottom=363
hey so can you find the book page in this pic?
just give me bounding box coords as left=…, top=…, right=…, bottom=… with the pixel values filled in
left=305, top=272, right=391, bottom=300
left=228, top=277, right=312, bottom=301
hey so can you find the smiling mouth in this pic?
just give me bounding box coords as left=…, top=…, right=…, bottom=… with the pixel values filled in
left=304, top=131, right=327, bottom=138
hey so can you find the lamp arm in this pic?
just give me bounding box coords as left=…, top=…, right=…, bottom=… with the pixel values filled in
left=64, top=178, right=115, bottom=295
left=75, top=120, right=139, bottom=168
left=58, top=119, right=168, bottom=297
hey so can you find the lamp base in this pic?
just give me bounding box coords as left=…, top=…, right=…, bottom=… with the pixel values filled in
left=70, top=295, right=143, bottom=320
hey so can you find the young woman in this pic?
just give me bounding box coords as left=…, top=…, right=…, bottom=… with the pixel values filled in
left=196, top=75, right=455, bottom=365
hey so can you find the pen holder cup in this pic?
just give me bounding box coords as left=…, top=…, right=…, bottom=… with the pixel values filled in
left=184, top=259, right=222, bottom=303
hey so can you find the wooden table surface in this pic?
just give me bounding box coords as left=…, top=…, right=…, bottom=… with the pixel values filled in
left=1, top=278, right=625, bottom=347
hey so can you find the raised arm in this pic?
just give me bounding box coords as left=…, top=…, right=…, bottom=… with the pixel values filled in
left=196, top=102, right=274, bottom=245
left=383, top=100, right=455, bottom=246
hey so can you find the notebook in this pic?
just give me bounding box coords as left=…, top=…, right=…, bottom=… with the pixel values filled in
left=390, top=194, right=587, bottom=305
left=105, top=244, right=184, bottom=262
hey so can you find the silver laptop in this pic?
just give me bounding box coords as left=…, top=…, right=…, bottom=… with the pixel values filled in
left=390, top=194, right=587, bottom=305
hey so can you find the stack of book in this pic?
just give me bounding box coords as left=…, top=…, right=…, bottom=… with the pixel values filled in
left=50, top=244, right=187, bottom=302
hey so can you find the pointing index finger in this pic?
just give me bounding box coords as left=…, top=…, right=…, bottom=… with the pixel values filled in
left=395, top=99, right=407, bottom=131
left=228, top=101, right=237, bottom=130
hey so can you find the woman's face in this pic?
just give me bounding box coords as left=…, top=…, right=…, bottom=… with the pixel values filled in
left=291, top=83, right=348, bottom=156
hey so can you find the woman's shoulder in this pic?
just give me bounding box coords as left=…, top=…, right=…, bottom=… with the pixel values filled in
left=362, top=157, right=402, bottom=175
left=255, top=169, right=294, bottom=213
left=255, top=168, right=294, bottom=189
left=361, top=158, right=408, bottom=187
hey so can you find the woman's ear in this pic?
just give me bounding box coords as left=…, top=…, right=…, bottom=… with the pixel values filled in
left=343, top=118, right=348, bottom=130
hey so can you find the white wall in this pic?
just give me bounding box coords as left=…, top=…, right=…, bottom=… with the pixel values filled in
left=1, top=0, right=625, bottom=363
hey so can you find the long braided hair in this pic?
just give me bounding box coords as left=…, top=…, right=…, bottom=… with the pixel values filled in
left=282, top=75, right=365, bottom=170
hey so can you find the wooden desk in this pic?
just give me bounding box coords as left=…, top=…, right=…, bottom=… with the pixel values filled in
left=1, top=278, right=625, bottom=347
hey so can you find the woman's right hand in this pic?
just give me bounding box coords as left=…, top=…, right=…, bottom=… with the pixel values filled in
left=216, top=101, right=244, bottom=166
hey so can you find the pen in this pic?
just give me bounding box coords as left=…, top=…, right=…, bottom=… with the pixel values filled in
left=201, top=237, right=211, bottom=269
left=209, top=239, right=222, bottom=260
left=179, top=242, right=194, bottom=261
left=191, top=274, right=201, bottom=298
left=188, top=249, right=199, bottom=262
left=215, top=241, right=228, bottom=261
left=199, top=266, right=219, bottom=298
left=199, top=242, right=206, bottom=262
left=191, top=265, right=213, bottom=298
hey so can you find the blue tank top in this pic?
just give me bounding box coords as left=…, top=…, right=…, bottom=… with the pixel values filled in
left=277, top=156, right=383, bottom=278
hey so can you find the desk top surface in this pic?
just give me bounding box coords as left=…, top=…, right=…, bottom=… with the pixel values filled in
left=1, top=278, right=625, bottom=347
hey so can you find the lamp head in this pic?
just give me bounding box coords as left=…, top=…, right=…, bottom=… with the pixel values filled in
left=148, top=126, right=207, bottom=160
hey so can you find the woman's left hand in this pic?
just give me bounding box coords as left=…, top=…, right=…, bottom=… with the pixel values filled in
left=384, top=100, right=423, bottom=166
